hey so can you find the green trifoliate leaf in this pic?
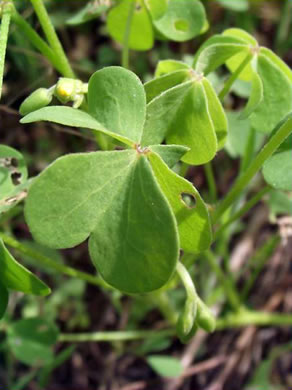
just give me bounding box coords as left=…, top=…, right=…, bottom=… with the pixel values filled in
left=152, top=0, right=206, bottom=42
left=262, top=150, right=292, bottom=191
left=89, top=154, right=179, bottom=293
left=223, top=28, right=258, bottom=81
left=0, top=282, right=8, bottom=319
left=193, top=35, right=248, bottom=75
left=194, top=29, right=292, bottom=127
left=143, top=77, right=218, bottom=165
left=88, top=66, right=146, bottom=144
left=202, top=78, right=228, bottom=149
left=149, top=152, right=212, bottom=254
left=107, top=0, right=154, bottom=51
left=25, top=150, right=179, bottom=294
left=147, top=355, right=183, bottom=378
left=250, top=53, right=292, bottom=133
left=21, top=106, right=134, bottom=147
left=154, top=59, right=190, bottom=77
left=148, top=144, right=189, bottom=168
left=145, top=69, right=191, bottom=103
left=0, top=239, right=50, bottom=296
left=25, top=150, right=136, bottom=249
left=8, top=318, right=59, bottom=366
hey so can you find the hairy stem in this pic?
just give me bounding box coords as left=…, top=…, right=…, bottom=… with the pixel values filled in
left=29, top=0, right=75, bottom=77
left=213, top=115, right=292, bottom=223
left=122, top=0, right=135, bottom=69
left=0, top=0, right=12, bottom=100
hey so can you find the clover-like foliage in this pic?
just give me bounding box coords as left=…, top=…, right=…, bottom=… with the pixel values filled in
left=107, top=0, right=207, bottom=51
left=193, top=28, right=292, bottom=133
left=144, top=60, right=228, bottom=165
left=67, top=0, right=207, bottom=51
left=22, top=67, right=212, bottom=294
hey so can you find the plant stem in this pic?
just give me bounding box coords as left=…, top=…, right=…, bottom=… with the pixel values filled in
left=29, top=0, right=75, bottom=78
left=0, top=0, right=13, bottom=100
left=122, top=0, right=135, bottom=69
left=239, top=127, right=256, bottom=174
left=214, top=186, right=272, bottom=240
left=0, top=233, right=104, bottom=288
left=176, top=262, right=197, bottom=304
left=204, top=162, right=217, bottom=203
left=1, top=233, right=179, bottom=326
left=11, top=6, right=62, bottom=74
left=59, top=328, right=175, bottom=343
left=205, top=250, right=241, bottom=311
left=219, top=52, right=252, bottom=102
left=213, top=115, right=292, bottom=223
left=216, top=309, right=292, bottom=329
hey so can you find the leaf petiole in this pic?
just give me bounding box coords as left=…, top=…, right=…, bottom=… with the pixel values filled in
left=0, top=0, right=13, bottom=100
left=213, top=114, right=292, bottom=223
left=29, top=0, right=75, bottom=78
left=122, top=0, right=135, bottom=69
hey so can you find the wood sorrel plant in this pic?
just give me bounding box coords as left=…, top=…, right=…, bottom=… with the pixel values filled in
left=1, top=0, right=292, bottom=349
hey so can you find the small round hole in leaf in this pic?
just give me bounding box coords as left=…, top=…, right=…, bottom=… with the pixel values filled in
left=10, top=158, right=19, bottom=168
left=174, top=19, right=189, bottom=32
left=11, top=172, right=22, bottom=186
left=181, top=193, right=197, bottom=209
